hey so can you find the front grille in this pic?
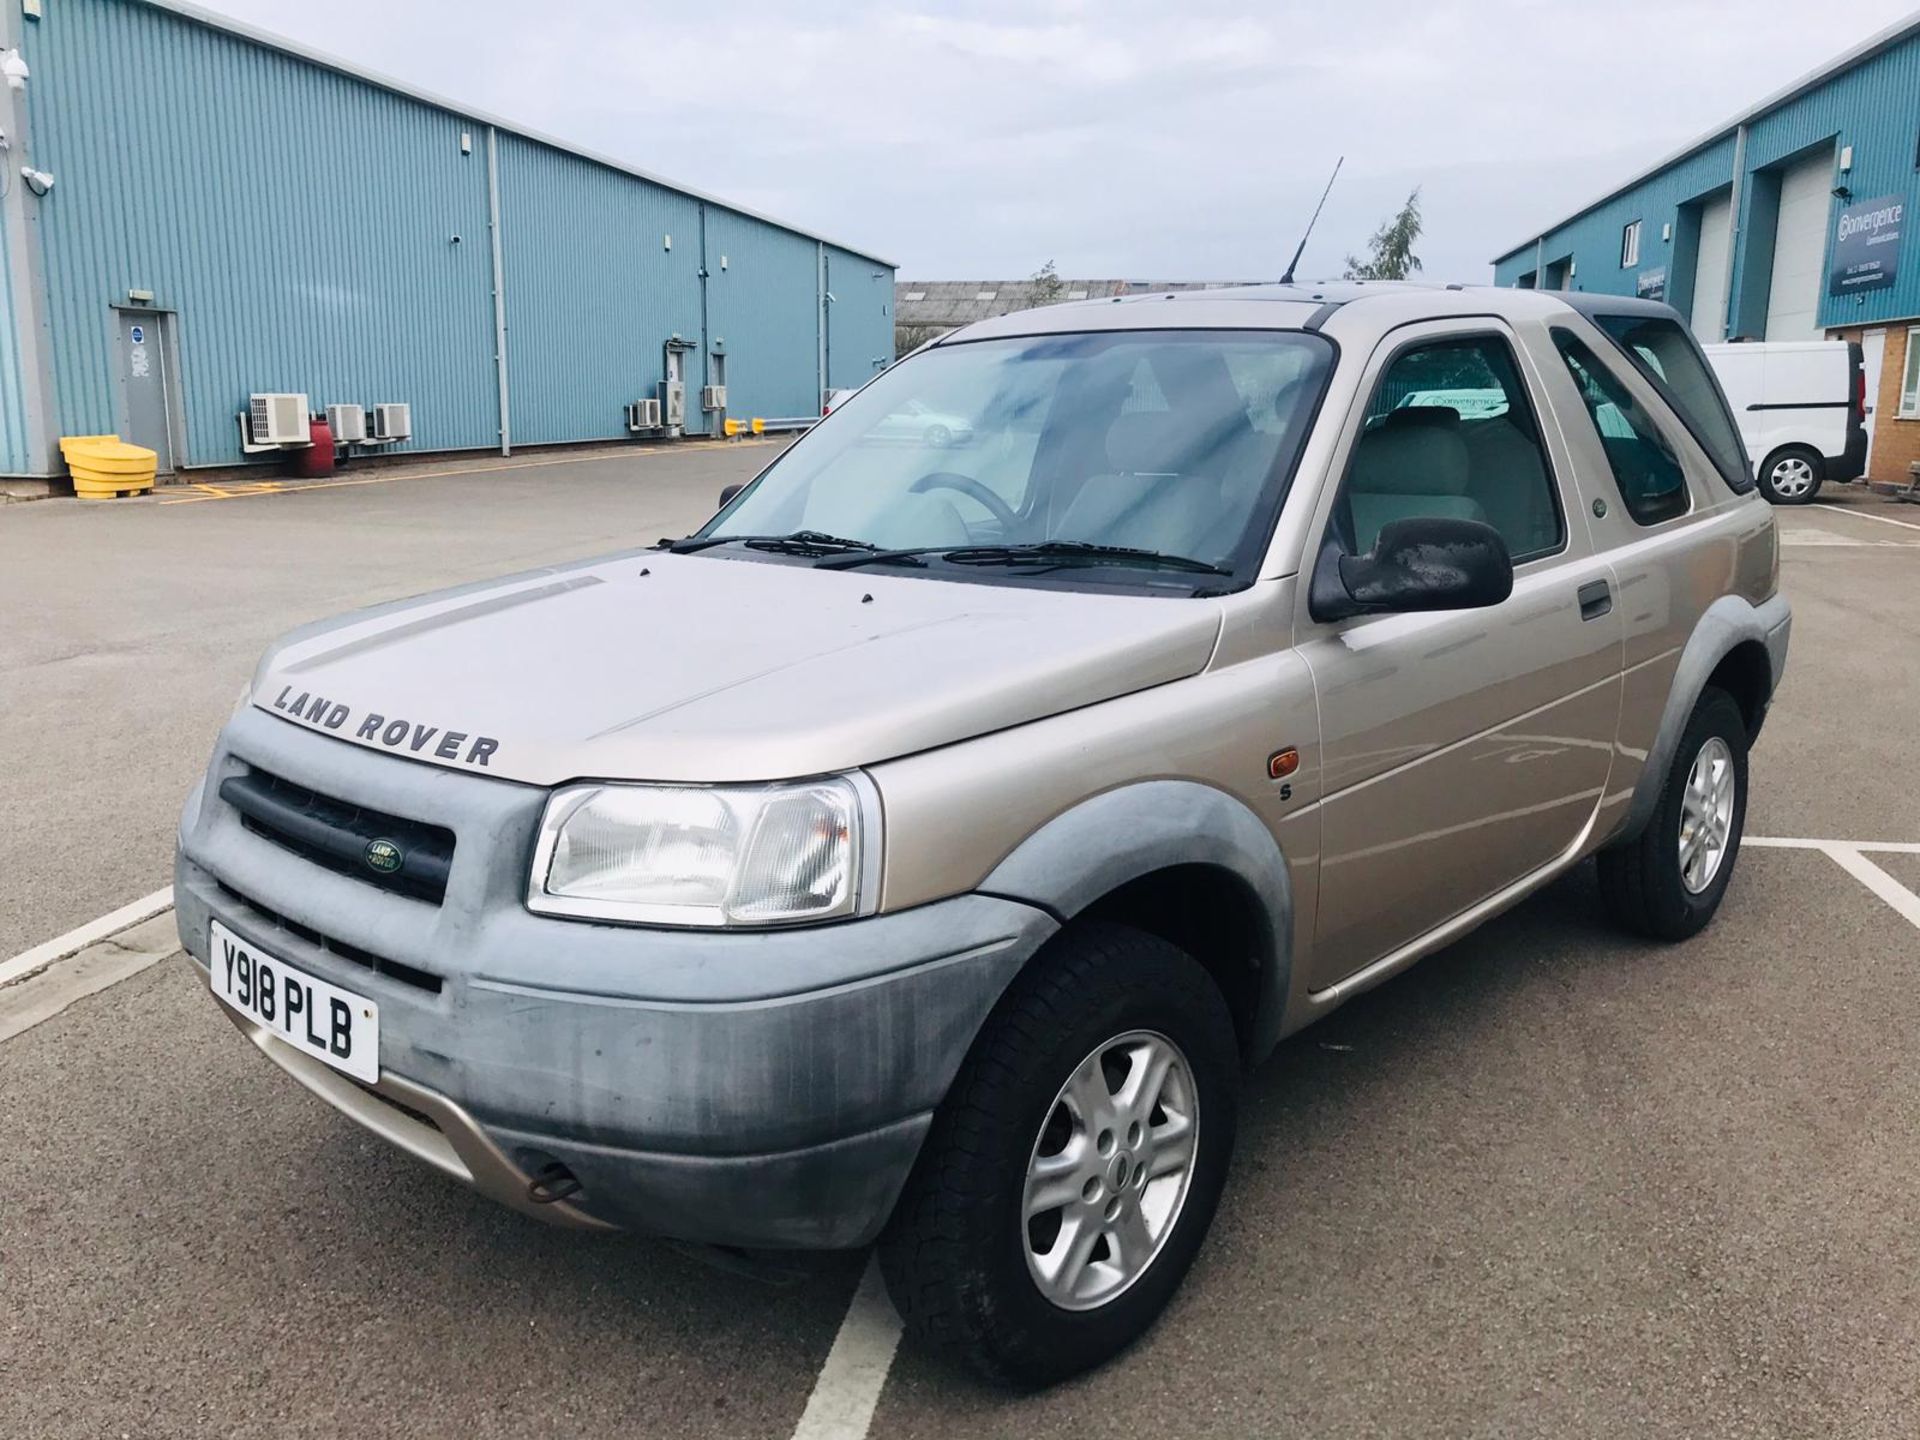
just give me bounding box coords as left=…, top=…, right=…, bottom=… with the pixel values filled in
left=219, top=767, right=455, bottom=904
left=216, top=881, right=443, bottom=994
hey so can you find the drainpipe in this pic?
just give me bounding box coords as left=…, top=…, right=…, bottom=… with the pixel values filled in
left=1534, top=237, right=1544, bottom=288
left=0, top=8, right=59, bottom=476
left=485, top=125, right=511, bottom=456
left=1718, top=122, right=1748, bottom=343
left=816, top=241, right=828, bottom=407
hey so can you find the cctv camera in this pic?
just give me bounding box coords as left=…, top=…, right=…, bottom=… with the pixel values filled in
left=20, top=166, right=52, bottom=196
left=0, top=49, right=27, bottom=92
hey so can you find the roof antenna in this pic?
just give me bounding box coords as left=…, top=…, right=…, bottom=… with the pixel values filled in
left=1280, top=155, right=1343, bottom=286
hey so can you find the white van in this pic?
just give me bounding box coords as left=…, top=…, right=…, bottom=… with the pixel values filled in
left=1702, top=340, right=1866, bottom=503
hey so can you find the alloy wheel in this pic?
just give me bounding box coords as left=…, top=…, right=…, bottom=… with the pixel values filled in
left=1679, top=735, right=1737, bottom=893
left=1021, top=1029, right=1198, bottom=1311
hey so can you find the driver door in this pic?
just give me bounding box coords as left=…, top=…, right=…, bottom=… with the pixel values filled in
left=1295, top=319, right=1623, bottom=990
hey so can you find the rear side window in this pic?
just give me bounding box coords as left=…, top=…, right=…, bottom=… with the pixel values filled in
left=1552, top=331, right=1690, bottom=525
left=1591, top=314, right=1754, bottom=491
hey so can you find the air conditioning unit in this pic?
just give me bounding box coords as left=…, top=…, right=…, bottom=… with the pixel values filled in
left=249, top=393, right=310, bottom=446
left=701, top=384, right=727, bottom=412
left=371, top=402, right=412, bottom=441
left=326, top=403, right=368, bottom=445
left=626, top=397, right=662, bottom=431
left=660, top=380, right=686, bottom=427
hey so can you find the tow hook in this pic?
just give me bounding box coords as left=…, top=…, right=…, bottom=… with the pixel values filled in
left=526, top=1159, right=583, bottom=1205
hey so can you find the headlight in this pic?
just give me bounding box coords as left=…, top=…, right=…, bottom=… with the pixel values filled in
left=526, top=776, right=879, bottom=927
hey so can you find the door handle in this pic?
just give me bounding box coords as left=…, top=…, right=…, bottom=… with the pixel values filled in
left=1576, top=579, right=1612, bottom=622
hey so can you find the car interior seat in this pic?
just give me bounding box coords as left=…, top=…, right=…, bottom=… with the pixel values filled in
left=1460, top=412, right=1557, bottom=558
left=1054, top=411, right=1228, bottom=556
left=1345, top=405, right=1484, bottom=551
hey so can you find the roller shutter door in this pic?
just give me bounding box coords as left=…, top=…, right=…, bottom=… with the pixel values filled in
left=1766, top=152, right=1833, bottom=340
left=1690, top=192, right=1732, bottom=340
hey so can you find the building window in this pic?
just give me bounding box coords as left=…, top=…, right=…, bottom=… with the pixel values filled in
left=1620, top=220, right=1642, bottom=268
left=902, top=290, right=926, bottom=301
left=1901, top=328, right=1920, bottom=417
left=975, top=291, right=997, bottom=301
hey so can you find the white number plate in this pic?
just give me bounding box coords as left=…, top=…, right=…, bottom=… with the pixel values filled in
left=208, top=920, right=380, bottom=1083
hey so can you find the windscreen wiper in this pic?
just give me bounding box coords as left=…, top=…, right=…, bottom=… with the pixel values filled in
left=666, top=530, right=882, bottom=557
left=819, top=540, right=1228, bottom=575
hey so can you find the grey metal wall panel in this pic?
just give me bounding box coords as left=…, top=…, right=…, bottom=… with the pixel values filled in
left=703, top=207, right=820, bottom=421
left=1739, top=33, right=1920, bottom=331
left=7, top=0, right=893, bottom=472
left=823, top=244, right=894, bottom=390
left=1496, top=29, right=1920, bottom=337
left=495, top=133, right=705, bottom=445
left=1492, top=137, right=1737, bottom=307
left=21, top=0, right=497, bottom=465
left=0, top=199, right=27, bottom=473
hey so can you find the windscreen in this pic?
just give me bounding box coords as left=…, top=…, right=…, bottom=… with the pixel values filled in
left=706, top=329, right=1335, bottom=587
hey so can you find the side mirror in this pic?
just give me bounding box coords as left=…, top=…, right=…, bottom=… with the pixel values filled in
left=1309, top=516, right=1512, bottom=622
left=717, top=483, right=744, bottom=508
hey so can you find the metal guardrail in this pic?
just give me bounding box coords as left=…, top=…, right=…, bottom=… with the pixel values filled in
left=724, top=416, right=819, bottom=437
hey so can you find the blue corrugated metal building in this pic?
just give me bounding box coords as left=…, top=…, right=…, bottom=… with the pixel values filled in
left=1490, top=14, right=1920, bottom=481
left=0, top=0, right=895, bottom=479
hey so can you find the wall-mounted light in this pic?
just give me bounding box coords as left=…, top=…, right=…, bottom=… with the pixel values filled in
left=20, top=166, right=53, bottom=196
left=1662, top=222, right=1672, bottom=242
left=1833, top=184, right=1854, bottom=201
left=1839, top=144, right=1854, bottom=172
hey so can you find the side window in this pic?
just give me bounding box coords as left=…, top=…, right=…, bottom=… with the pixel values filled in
left=1552, top=331, right=1690, bottom=524
left=1341, top=335, right=1564, bottom=562
left=1591, top=313, right=1753, bottom=491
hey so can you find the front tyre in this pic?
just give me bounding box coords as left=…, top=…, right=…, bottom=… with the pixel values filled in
left=1598, top=686, right=1748, bottom=941
left=1757, top=444, right=1822, bottom=504
left=880, top=922, right=1238, bottom=1387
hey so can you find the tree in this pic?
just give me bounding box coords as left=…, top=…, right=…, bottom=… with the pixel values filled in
left=1029, top=259, right=1065, bottom=306
left=894, top=322, right=948, bottom=359
left=1344, top=188, right=1424, bottom=281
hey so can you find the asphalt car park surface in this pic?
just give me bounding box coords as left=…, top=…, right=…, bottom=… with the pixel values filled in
left=4, top=457, right=1920, bottom=1437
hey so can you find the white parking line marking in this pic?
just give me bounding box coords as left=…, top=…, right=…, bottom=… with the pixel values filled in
left=1746, top=836, right=1920, bottom=853
left=1819, top=845, right=1920, bottom=932
left=1808, top=503, right=1920, bottom=534
left=789, top=1254, right=903, bottom=1440
left=0, top=913, right=181, bottom=1044
left=0, top=886, right=174, bottom=989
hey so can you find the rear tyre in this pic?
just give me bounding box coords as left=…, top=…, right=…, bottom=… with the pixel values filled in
left=880, top=922, right=1238, bottom=1387
left=1598, top=686, right=1748, bottom=941
left=1757, top=444, right=1822, bottom=504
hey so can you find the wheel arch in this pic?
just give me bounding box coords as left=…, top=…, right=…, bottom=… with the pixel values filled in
left=1613, top=592, right=1789, bottom=846
left=976, top=780, right=1294, bottom=1063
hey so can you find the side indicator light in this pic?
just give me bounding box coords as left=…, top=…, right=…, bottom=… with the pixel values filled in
left=1268, top=748, right=1299, bottom=780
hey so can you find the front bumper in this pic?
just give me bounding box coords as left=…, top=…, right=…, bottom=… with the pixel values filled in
left=177, top=706, right=1057, bottom=1249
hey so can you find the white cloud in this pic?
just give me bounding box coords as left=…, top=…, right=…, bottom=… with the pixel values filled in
left=195, top=0, right=1918, bottom=281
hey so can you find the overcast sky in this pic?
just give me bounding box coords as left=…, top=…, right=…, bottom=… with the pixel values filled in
left=202, top=0, right=1917, bottom=283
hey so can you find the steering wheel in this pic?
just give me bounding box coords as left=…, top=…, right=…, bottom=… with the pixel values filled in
left=908, top=471, right=1019, bottom=532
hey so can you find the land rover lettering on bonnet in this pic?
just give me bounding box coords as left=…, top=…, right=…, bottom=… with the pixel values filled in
left=178, top=283, right=1789, bottom=1386
left=268, top=686, right=499, bottom=768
